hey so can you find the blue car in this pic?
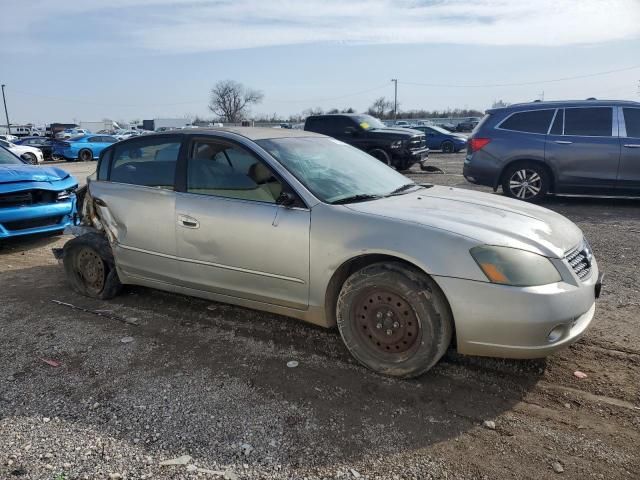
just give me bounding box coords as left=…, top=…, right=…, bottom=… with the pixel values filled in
left=412, top=125, right=467, bottom=153
left=53, top=134, right=118, bottom=162
left=0, top=146, right=77, bottom=239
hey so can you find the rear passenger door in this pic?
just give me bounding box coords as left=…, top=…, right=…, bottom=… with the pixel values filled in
left=617, top=106, right=640, bottom=193
left=545, top=107, right=620, bottom=192
left=174, top=136, right=310, bottom=309
left=90, top=135, right=184, bottom=283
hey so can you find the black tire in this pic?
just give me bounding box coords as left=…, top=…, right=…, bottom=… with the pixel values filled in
left=441, top=141, right=454, bottom=153
left=78, top=149, right=93, bottom=162
left=368, top=148, right=392, bottom=167
left=22, top=152, right=38, bottom=164
left=501, top=162, right=549, bottom=202
left=336, top=262, right=453, bottom=378
left=62, top=233, right=122, bottom=300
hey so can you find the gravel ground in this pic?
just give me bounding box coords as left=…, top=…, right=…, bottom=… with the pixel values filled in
left=1, top=153, right=639, bottom=480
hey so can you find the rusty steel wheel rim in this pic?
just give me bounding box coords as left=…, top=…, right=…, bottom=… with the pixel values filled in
left=352, top=289, right=421, bottom=358
left=75, top=247, right=105, bottom=294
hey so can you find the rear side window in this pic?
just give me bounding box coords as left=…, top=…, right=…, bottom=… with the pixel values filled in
left=550, top=109, right=564, bottom=135
left=623, top=108, right=640, bottom=138
left=499, top=109, right=554, bottom=134
left=110, top=137, right=181, bottom=189
left=97, top=149, right=112, bottom=180
left=564, top=107, right=612, bottom=137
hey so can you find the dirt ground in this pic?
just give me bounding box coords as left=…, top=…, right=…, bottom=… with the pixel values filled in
left=1, top=153, right=639, bottom=480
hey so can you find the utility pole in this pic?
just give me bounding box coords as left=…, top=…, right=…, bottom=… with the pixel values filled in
left=1, top=84, right=10, bottom=135
left=391, top=79, right=398, bottom=120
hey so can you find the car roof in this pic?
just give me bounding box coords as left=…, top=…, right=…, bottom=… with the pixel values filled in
left=132, top=127, right=326, bottom=141
left=489, top=99, right=640, bottom=114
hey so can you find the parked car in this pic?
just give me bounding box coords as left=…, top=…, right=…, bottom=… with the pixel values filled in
left=59, top=128, right=601, bottom=378
left=411, top=125, right=468, bottom=153
left=394, top=120, right=411, bottom=128
left=436, top=122, right=458, bottom=132
left=55, top=128, right=91, bottom=140
left=0, top=146, right=77, bottom=239
left=0, top=138, right=44, bottom=164
left=464, top=100, right=640, bottom=201
left=13, top=136, right=56, bottom=161
left=53, top=135, right=118, bottom=162
left=113, top=130, right=142, bottom=140
left=456, top=117, right=481, bottom=132
left=0, top=134, right=19, bottom=143
left=304, top=114, right=428, bottom=170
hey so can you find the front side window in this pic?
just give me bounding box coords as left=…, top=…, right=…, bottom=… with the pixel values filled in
left=109, top=137, right=181, bottom=189
left=186, top=140, right=283, bottom=204
left=257, top=137, right=411, bottom=204
left=499, top=109, right=555, bottom=134
left=564, top=107, right=612, bottom=137
left=623, top=108, right=640, bottom=138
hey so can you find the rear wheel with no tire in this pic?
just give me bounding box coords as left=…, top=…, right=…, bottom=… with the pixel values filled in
left=337, top=262, right=453, bottom=378
left=63, top=233, right=122, bottom=299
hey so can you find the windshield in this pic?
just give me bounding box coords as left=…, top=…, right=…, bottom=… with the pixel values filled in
left=353, top=115, right=386, bottom=131
left=0, top=146, right=24, bottom=165
left=257, top=137, right=413, bottom=204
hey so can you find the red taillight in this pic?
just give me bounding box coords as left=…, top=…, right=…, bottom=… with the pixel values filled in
left=469, top=137, right=491, bottom=153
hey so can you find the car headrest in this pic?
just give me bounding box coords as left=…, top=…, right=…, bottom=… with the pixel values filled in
left=248, top=162, right=273, bottom=183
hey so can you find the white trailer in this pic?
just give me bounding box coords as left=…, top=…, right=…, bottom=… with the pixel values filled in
left=79, top=120, right=120, bottom=133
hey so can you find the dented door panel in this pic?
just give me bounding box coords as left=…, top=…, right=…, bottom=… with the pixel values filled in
left=88, top=181, right=181, bottom=284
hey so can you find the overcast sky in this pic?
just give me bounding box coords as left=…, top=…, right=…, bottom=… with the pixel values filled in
left=1, top=0, right=639, bottom=124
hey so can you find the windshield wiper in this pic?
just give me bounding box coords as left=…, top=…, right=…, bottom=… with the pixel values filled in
left=386, top=183, right=424, bottom=196
left=331, top=194, right=382, bottom=205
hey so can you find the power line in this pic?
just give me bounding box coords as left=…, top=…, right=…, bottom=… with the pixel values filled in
left=268, top=83, right=390, bottom=103
left=399, top=64, right=640, bottom=88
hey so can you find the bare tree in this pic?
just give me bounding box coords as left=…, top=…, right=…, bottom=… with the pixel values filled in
left=208, top=80, right=264, bottom=122
left=367, top=97, right=393, bottom=118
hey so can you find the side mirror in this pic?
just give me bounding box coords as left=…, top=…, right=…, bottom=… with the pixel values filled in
left=276, top=191, right=297, bottom=207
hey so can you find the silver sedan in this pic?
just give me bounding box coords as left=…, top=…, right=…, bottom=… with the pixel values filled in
left=60, top=128, right=602, bottom=378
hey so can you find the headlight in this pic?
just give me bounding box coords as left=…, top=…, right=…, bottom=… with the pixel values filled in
left=390, top=140, right=403, bottom=149
left=470, top=245, right=561, bottom=286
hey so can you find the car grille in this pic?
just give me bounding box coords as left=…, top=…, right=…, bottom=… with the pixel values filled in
left=408, top=135, right=426, bottom=151
left=565, top=242, right=593, bottom=281
left=3, top=215, right=63, bottom=231
left=0, top=190, right=61, bottom=208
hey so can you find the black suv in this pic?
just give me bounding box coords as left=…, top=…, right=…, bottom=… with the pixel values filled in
left=304, top=114, right=429, bottom=170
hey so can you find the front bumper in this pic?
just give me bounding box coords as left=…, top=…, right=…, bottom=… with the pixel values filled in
left=433, top=261, right=599, bottom=359
left=0, top=199, right=76, bottom=239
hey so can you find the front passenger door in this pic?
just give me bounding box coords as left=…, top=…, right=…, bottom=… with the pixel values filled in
left=174, top=137, right=310, bottom=309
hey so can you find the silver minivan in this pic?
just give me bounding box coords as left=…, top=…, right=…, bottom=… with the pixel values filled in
left=463, top=100, right=640, bottom=201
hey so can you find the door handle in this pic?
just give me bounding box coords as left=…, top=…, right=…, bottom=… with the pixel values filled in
left=554, top=140, right=573, bottom=145
left=177, top=214, right=199, bottom=229
left=623, top=144, right=640, bottom=148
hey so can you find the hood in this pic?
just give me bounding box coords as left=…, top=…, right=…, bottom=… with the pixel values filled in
left=345, top=186, right=583, bottom=258
left=0, top=164, right=70, bottom=183
left=367, top=127, right=423, bottom=139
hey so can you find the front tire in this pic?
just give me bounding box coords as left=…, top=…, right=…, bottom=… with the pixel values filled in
left=441, top=141, right=454, bottom=153
left=337, top=262, right=453, bottom=378
left=22, top=152, right=38, bottom=164
left=368, top=148, right=392, bottom=167
left=501, top=162, right=549, bottom=202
